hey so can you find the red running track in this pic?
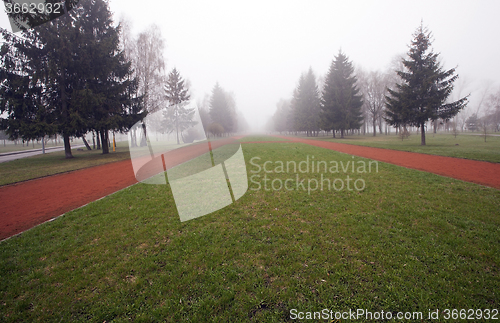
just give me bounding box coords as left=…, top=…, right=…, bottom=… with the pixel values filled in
left=1, top=136, right=499, bottom=240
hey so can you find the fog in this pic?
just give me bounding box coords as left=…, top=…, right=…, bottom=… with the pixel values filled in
left=3, top=0, right=499, bottom=130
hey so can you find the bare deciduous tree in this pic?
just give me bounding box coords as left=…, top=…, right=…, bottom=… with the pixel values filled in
left=485, top=88, right=500, bottom=132
left=120, top=19, right=167, bottom=146
left=135, top=25, right=167, bottom=114
left=120, top=19, right=167, bottom=114
left=358, top=68, right=389, bottom=136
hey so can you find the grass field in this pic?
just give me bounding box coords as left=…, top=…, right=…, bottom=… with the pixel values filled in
left=299, top=133, right=500, bottom=163
left=0, top=138, right=87, bottom=154
left=1, top=139, right=499, bottom=322
left=0, top=143, right=66, bottom=154
left=0, top=142, right=131, bottom=186
left=0, top=142, right=65, bottom=154
left=238, top=135, right=290, bottom=142
left=0, top=137, right=284, bottom=187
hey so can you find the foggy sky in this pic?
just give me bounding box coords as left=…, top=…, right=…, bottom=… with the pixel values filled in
left=3, top=1, right=499, bottom=129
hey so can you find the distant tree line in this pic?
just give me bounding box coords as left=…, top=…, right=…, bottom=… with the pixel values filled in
left=0, top=0, right=250, bottom=157
left=197, top=82, right=248, bottom=137
left=269, top=24, right=469, bottom=145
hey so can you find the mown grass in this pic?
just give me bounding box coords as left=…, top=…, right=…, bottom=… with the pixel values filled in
left=298, top=132, right=500, bottom=163
left=0, top=140, right=499, bottom=322
left=239, top=135, right=290, bottom=142
left=0, top=141, right=68, bottom=154
left=0, top=142, right=131, bottom=186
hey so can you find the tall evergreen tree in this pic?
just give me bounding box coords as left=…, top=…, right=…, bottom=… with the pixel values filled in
left=290, top=68, right=321, bottom=136
left=1, top=15, right=81, bottom=158
left=272, top=98, right=291, bottom=134
left=320, top=51, right=363, bottom=138
left=76, top=0, right=143, bottom=154
left=385, top=24, right=468, bottom=145
left=224, top=91, right=238, bottom=133
left=0, top=0, right=142, bottom=157
left=162, top=68, right=194, bottom=144
left=0, top=32, right=55, bottom=143
left=209, top=82, right=234, bottom=134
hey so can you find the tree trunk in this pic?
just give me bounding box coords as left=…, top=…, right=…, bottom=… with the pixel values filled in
left=101, top=130, right=109, bottom=154
left=82, top=136, right=92, bottom=150
left=63, top=134, right=73, bottom=158
left=96, top=130, right=101, bottom=150
left=340, top=129, right=344, bottom=138
left=60, top=69, right=73, bottom=158
left=175, top=110, right=180, bottom=145
left=373, top=115, right=376, bottom=136
left=420, top=123, right=426, bottom=145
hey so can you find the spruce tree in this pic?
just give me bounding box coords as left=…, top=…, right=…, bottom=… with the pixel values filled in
left=209, top=83, right=234, bottom=135
left=385, top=24, right=468, bottom=145
left=0, top=32, right=56, bottom=142
left=320, top=51, right=363, bottom=138
left=76, top=0, right=142, bottom=154
left=290, top=68, right=321, bottom=136
left=163, top=68, right=194, bottom=144
left=0, top=0, right=143, bottom=157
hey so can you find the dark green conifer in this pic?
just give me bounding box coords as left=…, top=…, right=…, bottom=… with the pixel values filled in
left=320, top=50, right=363, bottom=138
left=385, top=24, right=468, bottom=145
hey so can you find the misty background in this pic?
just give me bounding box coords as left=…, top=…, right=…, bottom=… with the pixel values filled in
left=106, top=0, right=500, bottom=130
left=1, top=0, right=499, bottom=130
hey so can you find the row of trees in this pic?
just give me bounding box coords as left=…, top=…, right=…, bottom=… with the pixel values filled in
left=0, top=0, right=144, bottom=158
left=270, top=24, right=469, bottom=145
left=1, top=1, right=248, bottom=154
left=197, top=83, right=248, bottom=137
left=271, top=51, right=370, bottom=139
left=465, top=90, right=500, bottom=133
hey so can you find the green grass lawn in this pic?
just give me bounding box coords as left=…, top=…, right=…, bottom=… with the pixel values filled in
left=1, top=140, right=499, bottom=322
left=0, top=138, right=86, bottom=154
left=297, top=132, right=500, bottom=163
left=0, top=142, right=66, bottom=154
left=238, top=135, right=290, bottom=142
left=0, top=142, right=131, bottom=186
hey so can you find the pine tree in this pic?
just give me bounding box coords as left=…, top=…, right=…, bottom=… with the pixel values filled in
left=385, top=24, right=468, bottom=145
left=209, top=83, right=234, bottom=135
left=74, top=0, right=142, bottom=154
left=272, top=99, right=291, bottom=134
left=290, top=68, right=321, bottom=136
left=0, top=32, right=56, bottom=142
left=0, top=0, right=143, bottom=157
left=162, top=68, right=194, bottom=144
left=320, top=51, right=363, bottom=138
